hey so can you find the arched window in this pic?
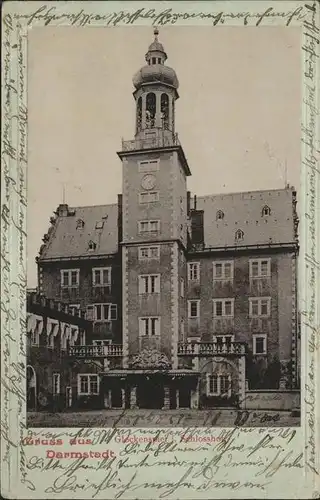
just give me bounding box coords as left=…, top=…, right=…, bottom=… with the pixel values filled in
left=136, top=96, right=142, bottom=133
left=76, top=219, right=84, bottom=229
left=160, top=93, right=169, bottom=130
left=262, top=205, right=271, bottom=217
left=235, top=229, right=244, bottom=241
left=146, top=93, right=156, bottom=128
left=216, top=210, right=224, bottom=220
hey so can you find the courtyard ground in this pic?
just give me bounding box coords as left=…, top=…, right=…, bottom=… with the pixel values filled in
left=27, top=408, right=300, bottom=428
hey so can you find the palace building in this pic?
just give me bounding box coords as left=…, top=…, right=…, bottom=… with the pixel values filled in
left=32, top=29, right=300, bottom=411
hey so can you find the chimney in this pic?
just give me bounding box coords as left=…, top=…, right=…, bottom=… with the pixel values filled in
left=56, top=203, right=69, bottom=217
left=194, top=195, right=197, bottom=210
left=191, top=209, right=204, bottom=246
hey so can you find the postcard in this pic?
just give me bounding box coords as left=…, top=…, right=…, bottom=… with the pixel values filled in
left=1, top=1, right=319, bottom=499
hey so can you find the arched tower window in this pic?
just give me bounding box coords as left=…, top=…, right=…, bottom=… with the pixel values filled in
left=216, top=210, right=224, bottom=220
left=136, top=96, right=142, bottom=133
left=160, top=93, right=169, bottom=130
left=235, top=229, right=244, bottom=241
left=146, top=92, right=156, bottom=128
left=262, top=205, right=271, bottom=217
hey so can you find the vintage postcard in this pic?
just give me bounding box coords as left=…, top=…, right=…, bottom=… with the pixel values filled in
left=1, top=0, right=319, bottom=498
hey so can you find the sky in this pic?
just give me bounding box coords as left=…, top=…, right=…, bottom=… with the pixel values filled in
left=27, top=26, right=301, bottom=287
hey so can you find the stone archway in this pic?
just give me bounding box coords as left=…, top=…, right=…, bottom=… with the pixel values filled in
left=27, top=365, right=37, bottom=410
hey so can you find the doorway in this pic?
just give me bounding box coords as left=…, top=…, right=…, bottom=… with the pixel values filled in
left=137, top=379, right=164, bottom=409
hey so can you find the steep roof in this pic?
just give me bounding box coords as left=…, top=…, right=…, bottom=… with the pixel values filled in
left=38, top=187, right=297, bottom=261
left=196, top=187, right=297, bottom=248
left=39, top=204, right=119, bottom=260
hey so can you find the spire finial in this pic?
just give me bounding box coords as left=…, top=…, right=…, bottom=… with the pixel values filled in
left=154, top=26, right=159, bottom=41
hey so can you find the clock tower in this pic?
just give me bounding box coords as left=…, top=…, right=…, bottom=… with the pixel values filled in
left=117, top=29, right=191, bottom=371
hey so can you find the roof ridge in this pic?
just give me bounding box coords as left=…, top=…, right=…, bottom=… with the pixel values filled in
left=70, top=202, right=117, bottom=209
left=197, top=186, right=295, bottom=198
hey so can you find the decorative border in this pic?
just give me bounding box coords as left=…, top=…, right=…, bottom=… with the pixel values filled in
left=1, top=1, right=319, bottom=499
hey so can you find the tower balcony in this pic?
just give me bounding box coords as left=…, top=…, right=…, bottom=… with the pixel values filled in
left=68, top=344, right=123, bottom=358
left=121, top=131, right=180, bottom=153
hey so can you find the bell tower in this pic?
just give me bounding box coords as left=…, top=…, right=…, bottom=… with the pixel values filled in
left=117, top=29, right=191, bottom=370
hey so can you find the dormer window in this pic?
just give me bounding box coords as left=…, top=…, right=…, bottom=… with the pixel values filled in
left=88, top=240, right=96, bottom=251
left=216, top=210, right=224, bottom=220
left=95, top=221, right=104, bottom=230
left=76, top=219, right=84, bottom=229
left=235, top=229, right=244, bottom=241
left=262, top=205, right=271, bottom=217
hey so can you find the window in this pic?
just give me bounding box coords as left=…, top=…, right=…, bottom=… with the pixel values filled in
left=86, top=304, right=117, bottom=321
left=138, top=274, right=160, bottom=294
left=95, top=220, right=104, bottom=229
left=249, top=259, right=271, bottom=278
left=213, top=261, right=233, bottom=280
left=188, top=300, right=200, bottom=318
left=216, top=210, right=224, bottom=220
left=213, top=335, right=234, bottom=346
left=52, top=373, right=60, bottom=395
left=92, top=339, right=112, bottom=346
left=213, top=299, right=234, bottom=317
left=207, top=374, right=231, bottom=397
left=139, top=191, right=159, bottom=204
left=139, top=317, right=160, bottom=336
left=47, top=319, right=58, bottom=348
left=138, top=245, right=160, bottom=260
left=78, top=374, right=99, bottom=395
left=253, top=334, right=267, bottom=354
left=61, top=269, right=79, bottom=288
left=188, top=262, right=200, bottom=281
left=76, top=219, right=85, bottom=229
left=88, top=240, right=96, bottom=251
left=262, top=205, right=271, bottom=217
left=249, top=297, right=271, bottom=317
left=180, top=278, right=185, bottom=297
left=31, top=319, right=41, bottom=346
left=138, top=159, right=159, bottom=173
left=152, top=57, right=156, bottom=64
left=69, top=304, right=80, bottom=316
left=235, top=229, right=244, bottom=241
left=138, top=220, right=160, bottom=233
left=92, top=267, right=111, bottom=287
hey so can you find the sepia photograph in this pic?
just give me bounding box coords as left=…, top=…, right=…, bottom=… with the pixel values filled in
left=26, top=25, right=301, bottom=428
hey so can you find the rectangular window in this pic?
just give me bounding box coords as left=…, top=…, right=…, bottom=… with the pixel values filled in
left=213, top=299, right=234, bottom=317
left=79, top=330, right=86, bottom=346
left=78, top=374, right=99, bottom=395
left=253, top=334, right=267, bottom=355
left=139, top=191, right=159, bottom=204
left=61, top=269, right=80, bottom=288
left=188, top=262, right=200, bottom=281
left=138, top=245, right=160, bottom=260
left=139, top=317, right=160, bottom=336
left=249, top=297, right=271, bottom=317
left=86, top=304, right=117, bottom=321
left=92, top=267, right=111, bottom=286
left=138, top=159, right=159, bottom=173
left=138, top=220, right=160, bottom=233
left=213, top=261, right=234, bottom=280
left=92, top=339, right=112, bottom=346
left=69, top=304, right=80, bottom=316
left=249, top=258, right=271, bottom=278
left=52, top=373, right=60, bottom=395
left=138, top=274, right=160, bottom=294
left=188, top=300, right=200, bottom=318
left=213, top=335, right=234, bottom=345
left=207, top=374, right=231, bottom=396
left=180, top=278, right=185, bottom=297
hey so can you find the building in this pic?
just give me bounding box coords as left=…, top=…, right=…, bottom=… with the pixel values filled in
left=34, top=29, right=299, bottom=411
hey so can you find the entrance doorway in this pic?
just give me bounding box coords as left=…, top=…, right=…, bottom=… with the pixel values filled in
left=179, top=386, right=191, bottom=408
left=137, top=379, right=164, bottom=409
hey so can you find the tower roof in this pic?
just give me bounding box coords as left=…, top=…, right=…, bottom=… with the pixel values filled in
left=132, top=28, right=179, bottom=90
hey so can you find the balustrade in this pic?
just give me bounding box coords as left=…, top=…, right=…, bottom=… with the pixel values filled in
left=177, top=341, right=245, bottom=356
left=68, top=344, right=123, bottom=358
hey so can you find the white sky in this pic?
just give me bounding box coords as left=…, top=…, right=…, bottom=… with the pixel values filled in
left=28, top=26, right=301, bottom=287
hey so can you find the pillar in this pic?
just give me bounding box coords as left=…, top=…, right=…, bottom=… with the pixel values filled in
left=121, top=388, right=125, bottom=409
left=176, top=389, right=180, bottom=409
left=163, top=386, right=170, bottom=409
left=103, top=358, right=110, bottom=371
left=238, top=356, right=246, bottom=409
left=130, top=386, right=137, bottom=409
left=190, top=380, right=199, bottom=409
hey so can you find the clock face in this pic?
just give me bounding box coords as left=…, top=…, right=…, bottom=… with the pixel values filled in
left=141, top=174, right=156, bottom=190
